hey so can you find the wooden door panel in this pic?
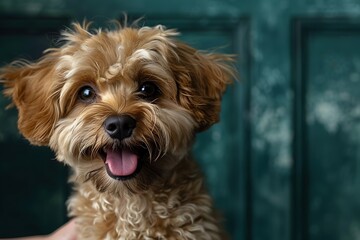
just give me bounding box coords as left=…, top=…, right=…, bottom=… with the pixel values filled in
left=308, top=30, right=360, bottom=240
left=293, top=19, right=360, bottom=240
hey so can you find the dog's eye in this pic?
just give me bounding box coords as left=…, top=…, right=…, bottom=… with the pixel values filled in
left=138, top=82, right=159, bottom=101
left=78, top=86, right=97, bottom=103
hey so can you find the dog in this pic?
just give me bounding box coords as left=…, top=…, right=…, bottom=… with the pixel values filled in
left=1, top=21, right=235, bottom=239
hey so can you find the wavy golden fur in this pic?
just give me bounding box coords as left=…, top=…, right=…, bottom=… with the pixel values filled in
left=1, top=21, right=235, bottom=239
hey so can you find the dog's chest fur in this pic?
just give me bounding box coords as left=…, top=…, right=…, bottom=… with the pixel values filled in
left=68, top=158, right=223, bottom=240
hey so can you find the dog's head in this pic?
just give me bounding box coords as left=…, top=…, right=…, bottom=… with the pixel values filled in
left=1, top=22, right=235, bottom=194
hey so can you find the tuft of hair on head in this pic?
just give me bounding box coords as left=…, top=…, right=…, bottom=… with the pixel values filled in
left=60, top=20, right=93, bottom=43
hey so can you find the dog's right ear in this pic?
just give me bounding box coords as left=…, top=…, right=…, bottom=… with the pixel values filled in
left=0, top=51, right=62, bottom=146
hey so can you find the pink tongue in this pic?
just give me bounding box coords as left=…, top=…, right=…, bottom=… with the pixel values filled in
left=105, top=149, right=138, bottom=176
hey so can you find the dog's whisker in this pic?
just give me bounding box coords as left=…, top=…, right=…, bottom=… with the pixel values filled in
left=84, top=166, right=103, bottom=182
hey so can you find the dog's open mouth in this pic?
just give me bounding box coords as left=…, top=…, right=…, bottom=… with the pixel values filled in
left=100, top=148, right=143, bottom=181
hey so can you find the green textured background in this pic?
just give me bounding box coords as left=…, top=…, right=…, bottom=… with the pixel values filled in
left=1, top=1, right=360, bottom=240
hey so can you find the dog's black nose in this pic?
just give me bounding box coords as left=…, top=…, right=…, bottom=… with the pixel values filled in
left=104, top=115, right=136, bottom=140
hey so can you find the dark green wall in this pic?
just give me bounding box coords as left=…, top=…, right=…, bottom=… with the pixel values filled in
left=1, top=1, right=360, bottom=240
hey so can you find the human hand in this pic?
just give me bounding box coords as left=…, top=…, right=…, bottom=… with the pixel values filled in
left=1, top=219, right=77, bottom=240
left=46, top=219, right=77, bottom=240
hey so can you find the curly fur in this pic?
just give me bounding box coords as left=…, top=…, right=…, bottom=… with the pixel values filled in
left=1, top=21, right=235, bottom=239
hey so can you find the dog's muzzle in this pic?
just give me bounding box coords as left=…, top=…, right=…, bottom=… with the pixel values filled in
left=102, top=115, right=142, bottom=180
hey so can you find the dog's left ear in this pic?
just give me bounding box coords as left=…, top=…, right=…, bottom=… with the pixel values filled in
left=170, top=42, right=236, bottom=132
left=0, top=51, right=61, bottom=146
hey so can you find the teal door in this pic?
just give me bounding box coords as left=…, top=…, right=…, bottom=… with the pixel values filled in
left=1, top=1, right=360, bottom=240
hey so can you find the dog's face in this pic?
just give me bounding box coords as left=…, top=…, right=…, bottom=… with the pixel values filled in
left=1, top=22, right=234, bottom=194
